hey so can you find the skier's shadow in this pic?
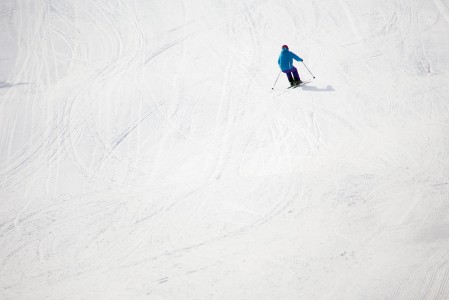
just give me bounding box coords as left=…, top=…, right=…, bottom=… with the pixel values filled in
left=0, top=81, right=27, bottom=89
left=300, top=84, right=335, bottom=92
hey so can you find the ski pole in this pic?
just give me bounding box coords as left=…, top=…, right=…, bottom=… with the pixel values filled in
left=271, top=71, right=281, bottom=90
left=302, top=62, right=315, bottom=79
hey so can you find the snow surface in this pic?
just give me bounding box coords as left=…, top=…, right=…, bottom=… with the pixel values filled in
left=1, top=0, right=449, bottom=299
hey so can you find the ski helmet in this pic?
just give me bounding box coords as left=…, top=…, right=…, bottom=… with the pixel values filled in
left=282, top=45, right=289, bottom=50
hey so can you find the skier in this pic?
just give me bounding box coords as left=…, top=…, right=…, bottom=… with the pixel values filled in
left=278, top=45, right=303, bottom=87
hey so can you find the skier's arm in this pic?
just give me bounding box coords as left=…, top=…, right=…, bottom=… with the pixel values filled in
left=291, top=52, right=303, bottom=62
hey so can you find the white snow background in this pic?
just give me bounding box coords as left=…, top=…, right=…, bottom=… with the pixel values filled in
left=1, top=0, right=449, bottom=299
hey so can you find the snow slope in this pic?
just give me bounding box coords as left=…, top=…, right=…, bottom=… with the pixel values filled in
left=1, top=0, right=449, bottom=299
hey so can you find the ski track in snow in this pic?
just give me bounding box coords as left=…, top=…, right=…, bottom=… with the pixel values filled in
left=1, top=0, right=449, bottom=299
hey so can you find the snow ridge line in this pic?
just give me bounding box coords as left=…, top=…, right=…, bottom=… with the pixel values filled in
left=432, top=0, right=449, bottom=24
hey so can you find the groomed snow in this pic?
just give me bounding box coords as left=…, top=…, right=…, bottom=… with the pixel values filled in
left=1, top=0, right=449, bottom=299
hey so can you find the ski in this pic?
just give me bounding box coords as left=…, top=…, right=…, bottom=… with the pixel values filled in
left=286, top=80, right=311, bottom=89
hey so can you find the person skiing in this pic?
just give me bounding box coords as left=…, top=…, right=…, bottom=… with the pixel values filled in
left=278, top=45, right=303, bottom=87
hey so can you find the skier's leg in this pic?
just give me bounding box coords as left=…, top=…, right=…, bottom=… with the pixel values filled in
left=284, top=72, right=294, bottom=87
left=292, top=67, right=301, bottom=83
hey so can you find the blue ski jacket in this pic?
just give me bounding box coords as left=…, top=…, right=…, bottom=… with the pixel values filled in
left=278, top=48, right=303, bottom=71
